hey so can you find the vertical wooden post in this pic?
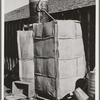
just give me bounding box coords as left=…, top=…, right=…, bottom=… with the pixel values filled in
left=78, top=9, right=81, bottom=22
left=87, top=8, right=90, bottom=71
left=29, top=0, right=49, bottom=23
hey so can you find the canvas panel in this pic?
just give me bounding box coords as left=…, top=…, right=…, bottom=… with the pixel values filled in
left=77, top=55, right=86, bottom=75
left=17, top=31, right=34, bottom=60
left=33, top=23, right=43, bottom=37
left=35, top=58, right=56, bottom=78
left=75, top=22, right=82, bottom=38
left=58, top=38, right=85, bottom=59
left=19, top=60, right=34, bottom=82
left=35, top=76, right=56, bottom=97
left=58, top=56, right=86, bottom=78
left=57, top=20, right=82, bottom=39
left=35, top=75, right=85, bottom=99
left=34, top=38, right=55, bottom=57
left=57, top=75, right=85, bottom=99
left=43, top=21, right=54, bottom=37
left=58, top=59, right=77, bottom=78
left=34, top=39, right=44, bottom=57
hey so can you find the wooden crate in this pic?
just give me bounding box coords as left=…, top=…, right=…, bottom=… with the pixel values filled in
left=12, top=81, right=35, bottom=98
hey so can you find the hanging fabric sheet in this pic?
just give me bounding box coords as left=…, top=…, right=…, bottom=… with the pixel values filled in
left=17, top=31, right=34, bottom=60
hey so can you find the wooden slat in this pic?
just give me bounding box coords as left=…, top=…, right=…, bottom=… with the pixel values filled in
left=87, top=8, right=91, bottom=71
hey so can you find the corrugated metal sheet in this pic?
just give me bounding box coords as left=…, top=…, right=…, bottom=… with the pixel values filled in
left=5, top=5, right=30, bottom=22
left=5, top=0, right=95, bottom=22
left=49, top=0, right=95, bottom=13
left=4, top=19, right=30, bottom=74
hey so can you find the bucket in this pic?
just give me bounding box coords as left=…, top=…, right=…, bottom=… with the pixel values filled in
left=88, top=71, right=95, bottom=97
left=29, top=0, right=49, bottom=23
left=73, top=87, right=89, bottom=100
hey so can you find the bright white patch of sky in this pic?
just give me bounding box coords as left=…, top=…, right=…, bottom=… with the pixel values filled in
left=5, top=0, right=29, bottom=13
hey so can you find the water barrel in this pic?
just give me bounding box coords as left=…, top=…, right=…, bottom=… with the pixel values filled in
left=73, top=87, right=89, bottom=100
left=88, top=71, right=95, bottom=98
left=29, top=0, right=49, bottom=23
